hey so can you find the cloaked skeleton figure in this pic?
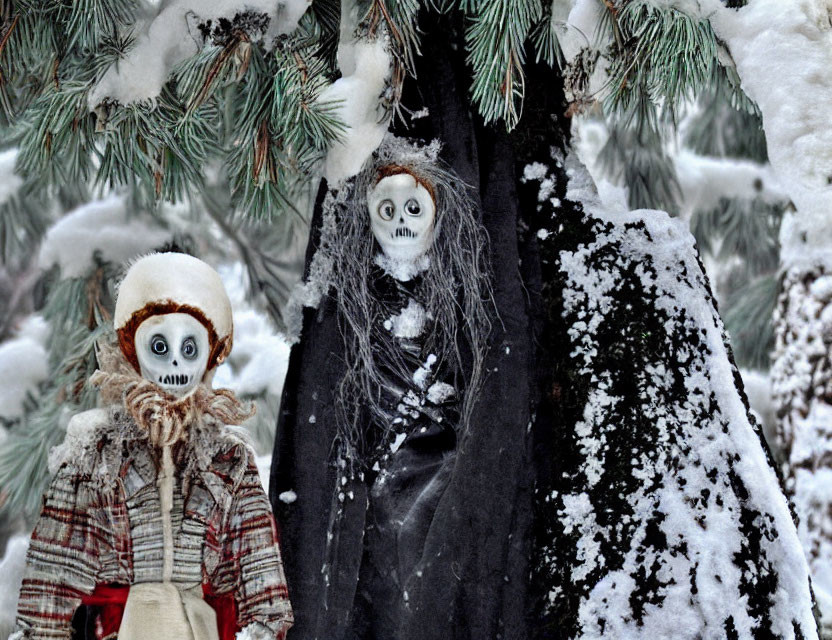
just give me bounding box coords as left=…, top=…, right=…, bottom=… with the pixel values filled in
left=272, top=138, right=492, bottom=638
left=13, top=253, right=293, bottom=640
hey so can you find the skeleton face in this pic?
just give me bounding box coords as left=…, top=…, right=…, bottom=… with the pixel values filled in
left=135, top=313, right=210, bottom=397
left=367, top=173, right=436, bottom=262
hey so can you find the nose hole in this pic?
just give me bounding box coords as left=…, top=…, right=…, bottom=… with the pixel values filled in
left=173, top=360, right=178, bottom=367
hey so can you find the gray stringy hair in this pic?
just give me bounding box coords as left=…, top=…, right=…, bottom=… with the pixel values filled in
left=313, top=136, right=493, bottom=463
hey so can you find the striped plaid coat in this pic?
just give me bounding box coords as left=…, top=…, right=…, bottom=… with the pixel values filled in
left=12, top=407, right=293, bottom=640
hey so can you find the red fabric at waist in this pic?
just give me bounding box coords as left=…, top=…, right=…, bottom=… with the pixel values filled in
left=81, top=584, right=238, bottom=640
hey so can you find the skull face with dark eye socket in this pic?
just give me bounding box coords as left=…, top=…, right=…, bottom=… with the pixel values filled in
left=367, top=173, right=436, bottom=262
left=135, top=313, right=210, bottom=397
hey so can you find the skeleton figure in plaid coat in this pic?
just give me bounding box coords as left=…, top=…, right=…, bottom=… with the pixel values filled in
left=12, top=253, right=293, bottom=640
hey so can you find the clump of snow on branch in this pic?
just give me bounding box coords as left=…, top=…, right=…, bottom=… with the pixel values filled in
left=320, top=0, right=392, bottom=184
left=0, top=149, right=22, bottom=206
left=0, top=316, right=48, bottom=422
left=674, top=151, right=786, bottom=216
left=705, top=0, right=832, bottom=268
left=89, top=0, right=311, bottom=106
left=530, top=151, right=816, bottom=638
left=558, top=0, right=609, bottom=100
left=38, top=196, right=172, bottom=279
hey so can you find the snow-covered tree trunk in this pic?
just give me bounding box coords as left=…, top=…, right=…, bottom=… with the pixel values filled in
left=706, top=0, right=832, bottom=630
left=526, top=155, right=816, bottom=638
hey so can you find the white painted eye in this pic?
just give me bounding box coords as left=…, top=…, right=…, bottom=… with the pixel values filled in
left=151, top=335, right=168, bottom=356
left=378, top=199, right=395, bottom=221
left=404, top=198, right=421, bottom=216
left=181, top=337, right=198, bottom=360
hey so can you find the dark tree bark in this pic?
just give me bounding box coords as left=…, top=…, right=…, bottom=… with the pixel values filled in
left=270, top=8, right=818, bottom=640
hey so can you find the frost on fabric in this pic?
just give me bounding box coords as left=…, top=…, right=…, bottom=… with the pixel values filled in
left=704, top=0, right=832, bottom=270
left=412, top=354, right=437, bottom=391
left=0, top=148, right=22, bottom=207
left=89, top=0, right=311, bottom=106
left=530, top=152, right=817, bottom=638
left=278, top=490, right=297, bottom=504
left=319, top=0, right=392, bottom=184
left=387, top=299, right=428, bottom=339
left=771, top=263, right=832, bottom=633
left=374, top=253, right=429, bottom=282
left=426, top=381, right=454, bottom=404
left=38, top=196, right=171, bottom=279
left=0, top=316, right=48, bottom=421
left=0, top=536, right=29, bottom=640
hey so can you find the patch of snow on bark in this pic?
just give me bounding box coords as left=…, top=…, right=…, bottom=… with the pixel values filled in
left=771, top=262, right=832, bottom=633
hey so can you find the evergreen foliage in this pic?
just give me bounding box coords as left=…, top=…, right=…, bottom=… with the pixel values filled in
left=1, top=0, right=341, bottom=220
left=601, top=1, right=717, bottom=131
left=0, top=262, right=114, bottom=521
left=578, top=0, right=754, bottom=214
left=685, top=86, right=784, bottom=371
